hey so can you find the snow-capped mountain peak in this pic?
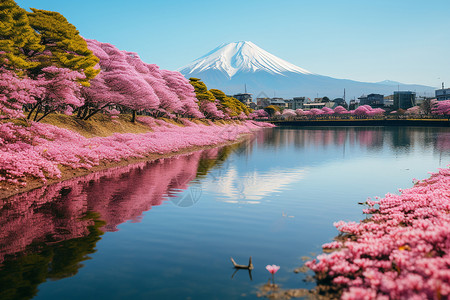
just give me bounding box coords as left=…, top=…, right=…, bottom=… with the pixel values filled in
left=179, top=41, right=313, bottom=78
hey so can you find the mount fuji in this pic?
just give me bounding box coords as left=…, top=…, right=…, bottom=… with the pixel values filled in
left=178, top=41, right=435, bottom=99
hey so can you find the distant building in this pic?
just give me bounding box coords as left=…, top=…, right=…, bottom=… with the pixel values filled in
left=358, top=94, right=384, bottom=107
left=269, top=98, right=288, bottom=108
left=415, top=96, right=427, bottom=106
left=257, top=98, right=270, bottom=108
left=248, top=102, right=258, bottom=109
left=286, top=97, right=306, bottom=110
left=383, top=95, right=394, bottom=107
left=303, top=102, right=326, bottom=110
left=332, top=98, right=347, bottom=109
left=394, top=91, right=416, bottom=110
left=435, top=88, right=450, bottom=101
left=349, top=99, right=359, bottom=110
left=233, top=93, right=253, bottom=106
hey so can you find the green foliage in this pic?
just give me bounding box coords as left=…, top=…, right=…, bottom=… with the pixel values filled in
left=27, top=8, right=99, bottom=85
left=189, top=78, right=215, bottom=102
left=0, top=0, right=44, bottom=71
left=264, top=105, right=279, bottom=116
left=210, top=89, right=250, bottom=116
left=188, top=78, right=251, bottom=117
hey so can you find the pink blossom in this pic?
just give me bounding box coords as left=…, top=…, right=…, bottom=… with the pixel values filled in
left=266, top=265, right=280, bottom=274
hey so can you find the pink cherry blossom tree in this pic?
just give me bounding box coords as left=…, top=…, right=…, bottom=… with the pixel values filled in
left=432, top=100, right=450, bottom=115
left=27, top=66, right=85, bottom=122
left=199, top=100, right=225, bottom=119
left=309, top=108, right=323, bottom=116
left=82, top=39, right=161, bottom=121
left=0, top=68, right=43, bottom=119
left=333, top=106, right=349, bottom=114
left=282, top=109, right=296, bottom=118
left=160, top=69, right=204, bottom=118
left=321, top=107, right=334, bottom=115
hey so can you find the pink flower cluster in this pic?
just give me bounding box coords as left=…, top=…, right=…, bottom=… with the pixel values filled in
left=290, top=105, right=386, bottom=118
left=433, top=100, right=450, bottom=115
left=0, top=68, right=43, bottom=119
left=306, top=167, right=450, bottom=299
left=0, top=119, right=274, bottom=185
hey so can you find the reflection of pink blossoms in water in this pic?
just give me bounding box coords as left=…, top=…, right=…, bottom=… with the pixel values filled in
left=306, top=167, right=450, bottom=300
left=0, top=148, right=227, bottom=263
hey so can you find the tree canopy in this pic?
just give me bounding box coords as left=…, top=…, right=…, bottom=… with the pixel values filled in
left=26, top=8, right=99, bottom=85
left=0, top=0, right=44, bottom=71
left=0, top=1, right=99, bottom=85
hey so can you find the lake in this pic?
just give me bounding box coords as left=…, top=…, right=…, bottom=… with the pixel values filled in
left=1, top=126, right=449, bottom=300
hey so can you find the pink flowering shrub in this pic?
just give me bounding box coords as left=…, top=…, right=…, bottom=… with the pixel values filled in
left=321, top=107, right=334, bottom=115
left=352, top=105, right=385, bottom=117
left=309, top=108, right=323, bottom=116
left=253, top=109, right=269, bottom=118
left=295, top=109, right=306, bottom=116
left=334, top=106, right=349, bottom=114
left=282, top=109, right=296, bottom=118
left=405, top=106, right=422, bottom=116
left=306, top=167, right=450, bottom=299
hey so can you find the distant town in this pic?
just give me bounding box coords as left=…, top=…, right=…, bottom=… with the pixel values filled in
left=231, top=85, right=450, bottom=112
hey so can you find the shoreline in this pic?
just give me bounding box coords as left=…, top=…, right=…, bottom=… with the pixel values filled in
left=268, top=118, right=450, bottom=127
left=0, top=135, right=249, bottom=200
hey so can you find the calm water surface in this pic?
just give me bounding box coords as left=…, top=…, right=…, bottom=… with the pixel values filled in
left=1, top=127, right=449, bottom=300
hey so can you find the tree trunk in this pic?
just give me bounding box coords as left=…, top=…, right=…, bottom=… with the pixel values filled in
left=84, top=103, right=110, bottom=120
left=27, top=101, right=41, bottom=120
left=33, top=104, right=42, bottom=121
left=81, top=106, right=89, bottom=119
left=131, top=110, right=136, bottom=122
left=36, top=108, right=55, bottom=122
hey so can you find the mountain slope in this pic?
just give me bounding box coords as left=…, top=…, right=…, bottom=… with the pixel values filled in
left=180, top=41, right=313, bottom=78
left=179, top=41, right=435, bottom=99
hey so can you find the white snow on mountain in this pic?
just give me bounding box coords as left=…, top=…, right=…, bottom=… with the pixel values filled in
left=179, top=41, right=313, bottom=78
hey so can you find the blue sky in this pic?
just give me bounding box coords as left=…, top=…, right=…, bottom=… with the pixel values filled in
left=17, top=0, right=450, bottom=87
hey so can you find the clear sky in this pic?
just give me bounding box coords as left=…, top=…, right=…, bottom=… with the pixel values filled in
left=16, top=0, right=450, bottom=88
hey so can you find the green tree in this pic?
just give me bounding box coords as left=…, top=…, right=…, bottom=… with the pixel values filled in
left=209, top=89, right=250, bottom=116
left=189, top=78, right=216, bottom=102
left=27, top=8, right=99, bottom=85
left=0, top=0, right=44, bottom=71
left=264, top=105, right=279, bottom=117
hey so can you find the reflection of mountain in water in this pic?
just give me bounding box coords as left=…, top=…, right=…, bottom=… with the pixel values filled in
left=203, top=166, right=306, bottom=203
left=0, top=146, right=235, bottom=300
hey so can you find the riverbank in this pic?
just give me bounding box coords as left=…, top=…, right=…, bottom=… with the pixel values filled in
left=268, top=118, right=450, bottom=127
left=0, top=116, right=274, bottom=199
left=305, top=167, right=450, bottom=299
